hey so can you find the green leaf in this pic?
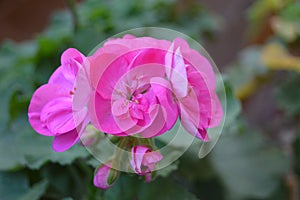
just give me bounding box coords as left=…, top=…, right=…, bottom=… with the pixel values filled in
left=156, top=161, right=179, bottom=178
left=18, top=180, right=48, bottom=200
left=0, top=116, right=89, bottom=170
left=276, top=73, right=300, bottom=116
left=210, top=130, right=289, bottom=199
left=0, top=171, right=29, bottom=200
left=104, top=175, right=199, bottom=200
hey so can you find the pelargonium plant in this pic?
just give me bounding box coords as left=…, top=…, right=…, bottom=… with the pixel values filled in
left=28, top=31, right=223, bottom=189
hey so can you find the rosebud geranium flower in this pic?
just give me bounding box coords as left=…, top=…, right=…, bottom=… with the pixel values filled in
left=130, top=145, right=163, bottom=182
left=89, top=38, right=179, bottom=137
left=94, top=162, right=119, bottom=190
left=28, top=48, right=91, bottom=152
left=89, top=35, right=222, bottom=141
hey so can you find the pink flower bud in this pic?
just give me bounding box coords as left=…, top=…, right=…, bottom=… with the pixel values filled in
left=93, top=162, right=119, bottom=190
left=130, top=145, right=163, bottom=182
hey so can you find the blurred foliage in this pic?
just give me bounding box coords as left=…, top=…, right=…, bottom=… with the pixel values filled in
left=0, top=0, right=299, bottom=199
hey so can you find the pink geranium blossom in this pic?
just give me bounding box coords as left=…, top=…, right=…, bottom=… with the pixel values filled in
left=130, top=145, right=163, bottom=182
left=28, top=48, right=90, bottom=152
left=89, top=35, right=222, bottom=141
left=89, top=44, right=178, bottom=137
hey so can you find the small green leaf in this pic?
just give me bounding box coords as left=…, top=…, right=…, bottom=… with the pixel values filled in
left=18, top=180, right=48, bottom=200
left=0, top=171, right=29, bottom=200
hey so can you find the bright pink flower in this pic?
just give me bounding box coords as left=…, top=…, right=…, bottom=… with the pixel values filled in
left=89, top=41, right=178, bottom=137
left=89, top=35, right=222, bottom=141
left=163, top=40, right=223, bottom=141
left=28, top=48, right=90, bottom=152
left=130, top=145, right=163, bottom=182
left=93, top=162, right=118, bottom=190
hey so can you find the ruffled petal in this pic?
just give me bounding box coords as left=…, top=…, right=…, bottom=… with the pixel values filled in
left=28, top=84, right=69, bottom=136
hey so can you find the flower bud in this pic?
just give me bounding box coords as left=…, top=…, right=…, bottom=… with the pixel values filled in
left=130, top=145, right=163, bottom=182
left=93, top=162, right=119, bottom=189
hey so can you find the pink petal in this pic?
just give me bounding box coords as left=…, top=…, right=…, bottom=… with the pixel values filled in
left=143, top=151, right=163, bottom=169
left=28, top=84, right=69, bottom=136
left=73, top=64, right=91, bottom=111
left=111, top=99, right=129, bottom=117
left=173, top=38, right=215, bottom=90
left=131, top=146, right=149, bottom=174
left=52, top=128, right=79, bottom=152
left=165, top=43, right=174, bottom=79
left=61, top=48, right=85, bottom=65
left=180, top=107, right=209, bottom=141
left=93, top=162, right=114, bottom=190
left=139, top=105, right=167, bottom=138
left=150, top=77, right=178, bottom=130
left=40, top=97, right=75, bottom=134
left=52, top=117, right=89, bottom=152
left=48, top=67, right=73, bottom=90
left=170, top=47, right=188, bottom=98
left=90, top=92, right=126, bottom=135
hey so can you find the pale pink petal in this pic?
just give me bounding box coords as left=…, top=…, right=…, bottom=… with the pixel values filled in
left=174, top=38, right=215, bottom=90
left=165, top=43, right=174, bottom=79
left=111, top=99, right=129, bottom=117
left=180, top=107, right=209, bottom=141
left=131, top=146, right=149, bottom=174
left=143, top=151, right=163, bottom=171
left=48, top=67, right=73, bottom=90
left=73, top=64, right=91, bottom=111
left=114, top=112, right=137, bottom=134
left=170, top=47, right=188, bottom=98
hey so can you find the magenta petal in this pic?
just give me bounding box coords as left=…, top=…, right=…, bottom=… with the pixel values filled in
left=52, top=128, right=80, bottom=152
left=48, top=67, right=73, bottom=90
left=90, top=92, right=123, bottom=134
left=150, top=77, right=178, bottom=130
left=40, top=97, right=75, bottom=134
left=28, top=84, right=69, bottom=136
left=60, top=48, right=85, bottom=82
left=93, top=163, right=113, bottom=190
left=61, top=48, right=85, bottom=65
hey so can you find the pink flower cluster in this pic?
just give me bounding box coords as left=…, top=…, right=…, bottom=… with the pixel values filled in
left=28, top=35, right=223, bottom=189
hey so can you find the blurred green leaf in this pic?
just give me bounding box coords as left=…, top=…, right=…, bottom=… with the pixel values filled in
left=0, top=117, right=89, bottom=170
left=18, top=180, right=48, bottom=200
left=0, top=171, right=29, bottom=200
left=210, top=130, right=289, bottom=200
left=276, top=73, right=300, bottom=116
left=104, top=175, right=199, bottom=200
